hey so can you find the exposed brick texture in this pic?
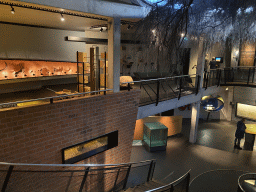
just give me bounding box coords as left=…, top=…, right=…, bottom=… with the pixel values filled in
left=0, top=89, right=141, bottom=191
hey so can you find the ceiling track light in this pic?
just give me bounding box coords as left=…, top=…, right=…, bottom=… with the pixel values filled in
left=10, top=5, right=15, bottom=14
left=60, top=13, right=65, bottom=21
left=100, top=27, right=103, bottom=32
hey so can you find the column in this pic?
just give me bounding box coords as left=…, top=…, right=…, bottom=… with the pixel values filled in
left=196, top=37, right=206, bottom=88
left=189, top=37, right=205, bottom=143
left=108, top=17, right=121, bottom=92
left=226, top=86, right=234, bottom=121
left=190, top=101, right=200, bottom=143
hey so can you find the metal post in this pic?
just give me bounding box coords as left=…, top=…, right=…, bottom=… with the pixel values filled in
left=231, top=67, right=234, bottom=82
left=252, top=67, right=255, bottom=83
left=152, top=162, right=156, bottom=179
left=83, top=62, right=85, bottom=93
left=178, top=78, right=182, bottom=100
left=113, top=168, right=121, bottom=191
left=156, top=80, right=160, bottom=106
left=217, top=69, right=221, bottom=86
left=79, top=167, right=90, bottom=192
left=77, top=51, right=79, bottom=92
left=196, top=76, right=200, bottom=95
left=186, top=173, right=191, bottom=192
left=247, top=68, right=251, bottom=85
left=2, top=165, right=14, bottom=192
left=205, top=73, right=208, bottom=90
left=90, top=48, right=95, bottom=94
left=104, top=52, right=107, bottom=94
left=122, top=164, right=132, bottom=190
left=147, top=161, right=154, bottom=182
left=203, top=71, right=207, bottom=88
left=98, top=59, right=101, bottom=93
left=128, top=83, right=131, bottom=91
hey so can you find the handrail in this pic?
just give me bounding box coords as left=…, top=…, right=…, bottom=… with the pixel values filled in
left=0, top=159, right=156, bottom=168
left=209, top=66, right=256, bottom=71
left=0, top=89, right=113, bottom=107
left=238, top=173, right=256, bottom=192
left=120, top=74, right=198, bottom=84
left=145, top=169, right=191, bottom=192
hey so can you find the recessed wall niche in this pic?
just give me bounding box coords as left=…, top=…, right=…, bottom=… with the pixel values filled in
left=62, top=131, right=118, bottom=164
left=0, top=60, right=77, bottom=80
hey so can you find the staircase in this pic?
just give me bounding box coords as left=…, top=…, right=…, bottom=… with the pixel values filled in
left=121, top=179, right=165, bottom=192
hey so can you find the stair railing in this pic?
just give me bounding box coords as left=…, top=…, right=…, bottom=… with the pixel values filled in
left=0, top=160, right=156, bottom=192
left=145, top=170, right=191, bottom=192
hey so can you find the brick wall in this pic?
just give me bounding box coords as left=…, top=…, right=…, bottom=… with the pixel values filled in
left=0, top=89, right=140, bottom=191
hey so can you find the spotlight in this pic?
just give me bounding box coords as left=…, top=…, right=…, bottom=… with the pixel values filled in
left=10, top=6, right=15, bottom=14
left=100, top=27, right=103, bottom=32
left=127, top=25, right=131, bottom=30
left=61, top=14, right=65, bottom=21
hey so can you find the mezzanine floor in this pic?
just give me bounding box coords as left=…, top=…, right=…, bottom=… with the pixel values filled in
left=130, top=119, right=256, bottom=191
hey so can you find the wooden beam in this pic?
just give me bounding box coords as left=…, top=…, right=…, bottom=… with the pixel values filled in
left=65, top=36, right=140, bottom=44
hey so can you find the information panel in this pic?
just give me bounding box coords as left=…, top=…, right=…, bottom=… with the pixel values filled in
left=236, top=103, right=256, bottom=121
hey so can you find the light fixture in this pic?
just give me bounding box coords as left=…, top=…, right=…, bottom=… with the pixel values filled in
left=127, top=25, right=131, bottom=30
left=61, top=14, right=65, bottom=21
left=10, top=6, right=15, bottom=14
left=100, top=27, right=103, bottom=32
left=181, top=33, right=185, bottom=37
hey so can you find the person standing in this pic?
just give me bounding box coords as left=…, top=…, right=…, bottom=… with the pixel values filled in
left=234, top=118, right=246, bottom=149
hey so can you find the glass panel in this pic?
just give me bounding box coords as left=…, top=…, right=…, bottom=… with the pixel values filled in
left=144, top=122, right=168, bottom=148
left=64, top=136, right=108, bottom=161
left=143, top=125, right=151, bottom=146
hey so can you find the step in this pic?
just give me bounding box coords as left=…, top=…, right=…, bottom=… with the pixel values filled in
left=144, top=181, right=164, bottom=189
left=133, top=186, right=147, bottom=192
left=152, top=178, right=167, bottom=185
left=136, top=185, right=152, bottom=191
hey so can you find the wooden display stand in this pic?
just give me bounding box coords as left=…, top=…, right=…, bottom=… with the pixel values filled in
left=77, top=50, right=108, bottom=93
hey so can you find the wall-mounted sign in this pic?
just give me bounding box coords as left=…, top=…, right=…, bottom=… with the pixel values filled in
left=62, top=131, right=118, bottom=164
left=201, top=95, right=224, bottom=112
left=236, top=103, right=256, bottom=121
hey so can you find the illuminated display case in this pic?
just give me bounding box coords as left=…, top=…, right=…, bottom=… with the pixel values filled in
left=142, top=122, right=168, bottom=152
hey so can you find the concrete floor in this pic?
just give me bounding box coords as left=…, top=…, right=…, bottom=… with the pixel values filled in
left=130, top=119, right=256, bottom=190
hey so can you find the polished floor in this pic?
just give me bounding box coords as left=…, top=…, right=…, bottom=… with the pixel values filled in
left=130, top=119, right=256, bottom=187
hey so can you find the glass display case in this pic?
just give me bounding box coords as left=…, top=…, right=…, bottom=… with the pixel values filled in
left=142, top=122, right=168, bottom=152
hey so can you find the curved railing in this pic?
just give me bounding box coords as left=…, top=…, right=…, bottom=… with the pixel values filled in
left=0, top=160, right=156, bottom=192
left=238, top=173, right=256, bottom=192
left=145, top=170, right=190, bottom=192
left=203, top=66, right=256, bottom=89
left=121, top=74, right=201, bottom=106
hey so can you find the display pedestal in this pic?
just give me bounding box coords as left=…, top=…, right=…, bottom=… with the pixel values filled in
left=244, top=133, right=255, bottom=151
left=244, top=124, right=256, bottom=151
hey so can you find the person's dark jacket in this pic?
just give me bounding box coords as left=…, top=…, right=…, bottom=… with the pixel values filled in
left=235, top=121, right=246, bottom=138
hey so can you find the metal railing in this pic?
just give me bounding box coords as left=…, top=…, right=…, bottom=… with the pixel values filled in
left=203, top=66, right=256, bottom=89
left=0, top=89, right=112, bottom=109
left=122, top=74, right=200, bottom=106
left=145, top=170, right=190, bottom=192
left=0, top=160, right=156, bottom=192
